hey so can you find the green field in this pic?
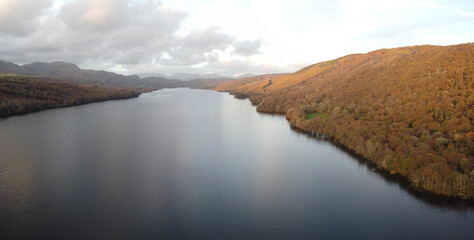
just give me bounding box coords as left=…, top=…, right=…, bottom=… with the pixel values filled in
left=305, top=112, right=329, bottom=119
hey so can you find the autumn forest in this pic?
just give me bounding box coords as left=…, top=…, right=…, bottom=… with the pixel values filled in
left=215, top=43, right=474, bottom=199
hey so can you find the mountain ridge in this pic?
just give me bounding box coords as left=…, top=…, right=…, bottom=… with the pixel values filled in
left=0, top=60, right=181, bottom=89
left=0, top=60, right=242, bottom=89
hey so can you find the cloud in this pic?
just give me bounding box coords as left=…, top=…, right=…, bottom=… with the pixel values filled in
left=204, top=59, right=290, bottom=76
left=60, top=0, right=131, bottom=32
left=233, top=39, right=262, bottom=57
left=166, top=26, right=234, bottom=65
left=55, top=0, right=188, bottom=64
left=0, top=0, right=53, bottom=36
left=112, top=58, right=288, bottom=77
left=0, top=0, right=263, bottom=75
left=161, top=26, right=262, bottom=65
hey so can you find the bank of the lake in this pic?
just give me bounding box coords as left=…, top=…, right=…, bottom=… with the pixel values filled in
left=0, top=74, right=141, bottom=117
left=214, top=44, right=474, bottom=199
left=219, top=89, right=474, bottom=200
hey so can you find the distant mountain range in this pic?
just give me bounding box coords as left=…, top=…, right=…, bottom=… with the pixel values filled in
left=0, top=60, right=181, bottom=89
left=140, top=72, right=256, bottom=81
left=0, top=60, right=245, bottom=89
left=0, top=60, right=255, bottom=89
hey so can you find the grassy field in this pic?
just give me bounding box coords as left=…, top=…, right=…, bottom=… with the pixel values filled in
left=305, top=112, right=330, bottom=119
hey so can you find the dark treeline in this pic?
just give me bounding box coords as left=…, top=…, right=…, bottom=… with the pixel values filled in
left=0, top=74, right=140, bottom=117
left=215, top=43, right=474, bottom=199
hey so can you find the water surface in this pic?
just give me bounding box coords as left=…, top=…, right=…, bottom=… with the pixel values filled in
left=0, top=88, right=472, bottom=239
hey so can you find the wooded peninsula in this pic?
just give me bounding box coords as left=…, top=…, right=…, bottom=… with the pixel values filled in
left=0, top=74, right=141, bottom=117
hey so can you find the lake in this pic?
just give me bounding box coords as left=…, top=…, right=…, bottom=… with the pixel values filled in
left=0, top=88, right=473, bottom=239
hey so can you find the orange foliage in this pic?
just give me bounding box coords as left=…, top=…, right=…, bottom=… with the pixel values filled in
left=215, top=43, right=474, bottom=199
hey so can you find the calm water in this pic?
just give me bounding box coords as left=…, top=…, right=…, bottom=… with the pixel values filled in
left=0, top=88, right=473, bottom=239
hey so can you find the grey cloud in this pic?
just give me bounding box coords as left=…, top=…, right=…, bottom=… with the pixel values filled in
left=167, top=26, right=233, bottom=65
left=182, top=26, right=233, bottom=50
left=60, top=0, right=131, bottom=32
left=0, top=0, right=263, bottom=76
left=165, top=26, right=262, bottom=65
left=233, top=39, right=262, bottom=56
left=0, top=0, right=53, bottom=36
left=205, top=59, right=290, bottom=76
left=1, top=0, right=186, bottom=65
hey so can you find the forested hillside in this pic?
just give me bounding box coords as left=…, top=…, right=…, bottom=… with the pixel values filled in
left=0, top=74, right=140, bottom=117
left=215, top=43, right=474, bottom=199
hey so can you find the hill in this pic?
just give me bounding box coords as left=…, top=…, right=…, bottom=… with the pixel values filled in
left=0, top=60, right=181, bottom=89
left=0, top=60, right=241, bottom=91
left=215, top=43, right=474, bottom=199
left=0, top=74, right=140, bottom=117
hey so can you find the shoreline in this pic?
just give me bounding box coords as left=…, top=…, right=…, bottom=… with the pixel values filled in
left=290, top=126, right=474, bottom=205
left=0, top=74, right=144, bottom=118
left=0, top=93, right=142, bottom=119
left=222, top=90, right=474, bottom=201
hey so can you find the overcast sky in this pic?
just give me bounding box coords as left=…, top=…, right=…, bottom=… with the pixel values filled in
left=0, top=0, right=473, bottom=77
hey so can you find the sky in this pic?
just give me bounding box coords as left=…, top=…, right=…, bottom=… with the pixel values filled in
left=0, top=0, right=473, bottom=77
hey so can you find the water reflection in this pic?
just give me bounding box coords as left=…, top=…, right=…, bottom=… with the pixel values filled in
left=290, top=126, right=474, bottom=211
